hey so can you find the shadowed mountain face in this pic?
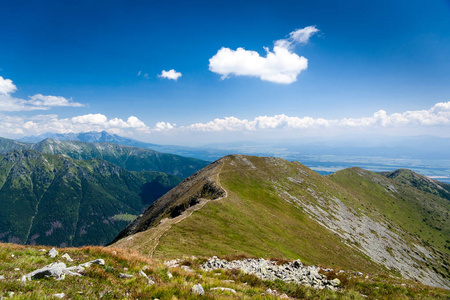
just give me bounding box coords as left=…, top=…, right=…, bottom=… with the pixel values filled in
left=112, top=155, right=450, bottom=289
left=0, top=137, right=210, bottom=178
left=0, top=150, right=181, bottom=247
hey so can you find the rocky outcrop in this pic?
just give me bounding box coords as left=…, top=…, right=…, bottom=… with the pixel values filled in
left=201, top=257, right=341, bottom=290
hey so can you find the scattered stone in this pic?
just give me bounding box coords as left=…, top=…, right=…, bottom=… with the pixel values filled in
left=14, top=268, right=20, bottom=271
left=10, top=254, right=14, bottom=258
left=61, top=253, right=73, bottom=262
left=112, top=251, right=117, bottom=255
left=7, top=292, right=14, bottom=297
left=118, top=273, right=134, bottom=279
left=181, top=265, right=194, bottom=273
left=167, top=271, right=173, bottom=279
left=79, top=259, right=105, bottom=267
left=39, top=249, right=47, bottom=252
left=164, top=259, right=182, bottom=268
left=279, top=294, right=290, bottom=299
left=223, top=279, right=235, bottom=283
left=0, top=275, right=5, bottom=280
left=21, top=275, right=27, bottom=283
left=210, top=287, right=236, bottom=293
left=53, top=293, right=65, bottom=298
left=25, top=262, right=82, bottom=281
left=191, top=284, right=204, bottom=295
left=48, top=248, right=58, bottom=258
left=139, top=270, right=148, bottom=278
left=202, top=257, right=340, bottom=290
left=356, top=272, right=363, bottom=276
left=330, top=278, right=341, bottom=287
left=139, top=270, right=155, bottom=284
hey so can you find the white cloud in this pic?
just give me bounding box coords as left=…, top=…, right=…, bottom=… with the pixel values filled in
left=0, top=113, right=151, bottom=137
left=209, top=25, right=318, bottom=84
left=0, top=76, right=85, bottom=111
left=154, top=121, right=175, bottom=131
left=169, top=101, right=450, bottom=132
left=275, top=26, right=319, bottom=49
left=209, top=47, right=307, bottom=84
left=1, top=102, right=449, bottom=140
left=159, top=69, right=182, bottom=81
left=28, top=94, right=84, bottom=108
left=0, top=76, right=17, bottom=95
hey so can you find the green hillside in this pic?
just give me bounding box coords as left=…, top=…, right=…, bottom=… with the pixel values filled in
left=0, top=150, right=181, bottom=247
left=112, top=155, right=450, bottom=289
left=379, top=169, right=450, bottom=201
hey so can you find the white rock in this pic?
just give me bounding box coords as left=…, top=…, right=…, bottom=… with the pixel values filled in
left=191, top=284, right=204, bottom=295
left=53, top=293, right=65, bottom=298
left=210, top=287, right=236, bottom=293
left=119, top=273, right=134, bottom=279
left=79, top=258, right=105, bottom=268
left=48, top=248, right=58, bottom=258
left=167, top=271, right=173, bottom=279
left=181, top=265, right=194, bottom=273
left=139, top=270, right=148, bottom=278
left=0, top=275, right=5, bottom=280
left=14, top=268, right=19, bottom=271
left=61, top=253, right=73, bottom=262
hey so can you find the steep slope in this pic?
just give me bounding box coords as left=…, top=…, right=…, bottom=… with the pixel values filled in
left=0, top=150, right=181, bottom=247
left=379, top=168, right=450, bottom=201
left=111, top=155, right=450, bottom=289
left=0, top=136, right=209, bottom=178
left=0, top=137, right=30, bottom=153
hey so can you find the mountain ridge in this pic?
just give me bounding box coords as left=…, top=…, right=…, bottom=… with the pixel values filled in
left=0, top=136, right=210, bottom=178
left=111, top=154, right=450, bottom=289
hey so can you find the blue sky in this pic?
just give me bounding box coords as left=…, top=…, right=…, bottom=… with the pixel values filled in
left=0, top=0, right=449, bottom=145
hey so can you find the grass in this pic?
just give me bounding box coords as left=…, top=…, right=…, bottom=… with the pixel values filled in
left=1, top=242, right=448, bottom=299
left=149, top=156, right=389, bottom=275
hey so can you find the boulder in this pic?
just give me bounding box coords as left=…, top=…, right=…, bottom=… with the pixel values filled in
left=191, top=283, right=205, bottom=295
left=48, top=248, right=58, bottom=258
left=25, top=262, right=82, bottom=281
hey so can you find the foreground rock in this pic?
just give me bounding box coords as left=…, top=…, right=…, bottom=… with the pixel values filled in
left=191, top=284, right=205, bottom=295
left=25, top=258, right=105, bottom=281
left=202, top=257, right=340, bottom=290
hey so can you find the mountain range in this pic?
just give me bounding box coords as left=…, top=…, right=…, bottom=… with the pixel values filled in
left=0, top=150, right=181, bottom=247
left=0, top=136, right=209, bottom=178
left=111, top=155, right=450, bottom=289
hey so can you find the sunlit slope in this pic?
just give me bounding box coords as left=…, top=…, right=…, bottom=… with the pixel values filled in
left=112, top=155, right=450, bottom=288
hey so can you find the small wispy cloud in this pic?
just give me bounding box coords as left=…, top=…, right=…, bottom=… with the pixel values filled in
left=159, top=69, right=182, bottom=81
left=208, top=25, right=318, bottom=84
left=0, top=76, right=85, bottom=111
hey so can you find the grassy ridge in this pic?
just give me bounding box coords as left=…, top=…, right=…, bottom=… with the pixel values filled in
left=112, top=155, right=449, bottom=288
